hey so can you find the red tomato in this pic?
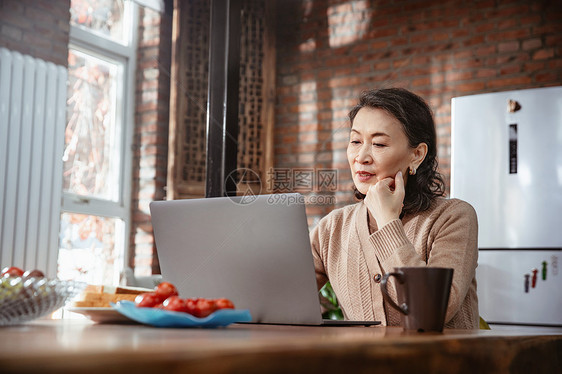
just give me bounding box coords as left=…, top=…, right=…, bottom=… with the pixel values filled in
left=184, top=298, right=217, bottom=318
left=163, top=296, right=188, bottom=313
left=214, top=298, right=235, bottom=310
left=185, top=298, right=198, bottom=316
left=23, top=269, right=45, bottom=279
left=155, top=282, right=178, bottom=300
left=135, top=292, right=162, bottom=308
left=1, top=266, right=24, bottom=278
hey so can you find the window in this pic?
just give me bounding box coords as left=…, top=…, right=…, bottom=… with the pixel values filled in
left=58, top=0, right=138, bottom=285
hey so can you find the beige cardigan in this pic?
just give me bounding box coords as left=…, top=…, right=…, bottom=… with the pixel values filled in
left=310, top=197, right=479, bottom=329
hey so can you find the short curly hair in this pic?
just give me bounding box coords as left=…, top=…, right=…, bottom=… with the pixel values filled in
left=348, top=88, right=445, bottom=214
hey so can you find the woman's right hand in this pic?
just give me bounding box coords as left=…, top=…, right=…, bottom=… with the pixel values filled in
left=364, top=170, right=405, bottom=229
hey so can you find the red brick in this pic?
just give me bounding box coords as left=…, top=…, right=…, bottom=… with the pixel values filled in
left=545, top=35, right=562, bottom=47
left=355, top=64, right=371, bottom=74
left=535, top=72, right=558, bottom=82
left=452, top=29, right=469, bottom=38
left=366, top=27, right=399, bottom=39
left=475, top=45, right=496, bottom=56
left=453, top=50, right=473, bottom=60
left=445, top=71, right=472, bottom=82
left=298, top=103, right=318, bottom=113
left=454, top=58, right=483, bottom=69
left=533, top=48, right=555, bottom=60
left=1, top=24, right=22, bottom=41
left=524, top=61, right=546, bottom=72
left=24, top=6, right=55, bottom=25
left=475, top=23, right=495, bottom=34
left=350, top=42, right=370, bottom=54
left=292, top=143, right=317, bottom=153
left=548, top=60, right=562, bottom=69
left=533, top=25, right=562, bottom=35
left=285, top=104, right=300, bottom=115
left=325, top=55, right=358, bottom=68
left=373, top=61, right=391, bottom=70
left=300, top=92, right=316, bottom=102
left=498, top=18, right=518, bottom=30
left=432, top=32, right=450, bottom=42
left=500, top=65, right=521, bottom=75
left=369, top=40, right=389, bottom=50
left=281, top=96, right=298, bottom=105
left=333, top=67, right=353, bottom=76
left=402, top=67, right=429, bottom=77
left=412, top=77, right=430, bottom=87
left=391, top=37, right=408, bottom=46
left=498, top=41, right=519, bottom=53
left=274, top=145, right=290, bottom=155
left=522, top=38, right=542, bottom=51
left=476, top=68, right=497, bottom=78
left=1, top=0, right=24, bottom=14
left=430, top=74, right=444, bottom=85
left=489, top=53, right=530, bottom=65
left=22, top=32, right=51, bottom=49
left=393, top=58, right=409, bottom=69
left=316, top=69, right=333, bottom=80
left=486, top=76, right=532, bottom=88
left=487, top=29, right=531, bottom=42
left=545, top=11, right=562, bottom=24
left=492, top=4, right=530, bottom=19
left=410, top=34, right=430, bottom=44
left=520, top=14, right=542, bottom=26
left=412, top=55, right=430, bottom=65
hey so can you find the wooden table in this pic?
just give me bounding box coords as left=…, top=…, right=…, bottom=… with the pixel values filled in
left=0, top=319, right=560, bottom=373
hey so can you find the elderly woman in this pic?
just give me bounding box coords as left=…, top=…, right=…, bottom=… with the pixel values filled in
left=310, top=88, right=479, bottom=329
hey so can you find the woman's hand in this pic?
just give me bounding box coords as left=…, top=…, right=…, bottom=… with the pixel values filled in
left=365, top=171, right=405, bottom=229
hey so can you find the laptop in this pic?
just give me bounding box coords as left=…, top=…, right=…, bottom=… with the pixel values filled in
left=149, top=193, right=380, bottom=326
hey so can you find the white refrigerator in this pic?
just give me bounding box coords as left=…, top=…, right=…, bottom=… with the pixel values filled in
left=450, top=86, right=562, bottom=327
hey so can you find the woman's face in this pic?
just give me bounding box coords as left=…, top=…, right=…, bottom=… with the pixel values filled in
left=347, top=107, right=417, bottom=195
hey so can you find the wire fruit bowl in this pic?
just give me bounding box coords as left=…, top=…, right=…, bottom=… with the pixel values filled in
left=0, top=277, right=86, bottom=326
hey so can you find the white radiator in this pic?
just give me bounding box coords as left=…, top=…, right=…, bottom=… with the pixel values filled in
left=0, top=48, right=67, bottom=277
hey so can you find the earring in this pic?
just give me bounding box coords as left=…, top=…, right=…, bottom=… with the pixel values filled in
left=409, top=166, right=416, bottom=176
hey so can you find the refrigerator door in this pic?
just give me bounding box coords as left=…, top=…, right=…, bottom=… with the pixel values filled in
left=451, top=87, right=562, bottom=326
left=451, top=86, right=562, bottom=249
left=477, top=250, right=561, bottom=325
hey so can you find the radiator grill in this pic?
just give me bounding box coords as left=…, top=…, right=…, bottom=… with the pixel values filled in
left=0, top=48, right=67, bottom=277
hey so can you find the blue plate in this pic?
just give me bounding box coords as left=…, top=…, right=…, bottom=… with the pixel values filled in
left=110, top=300, right=252, bottom=328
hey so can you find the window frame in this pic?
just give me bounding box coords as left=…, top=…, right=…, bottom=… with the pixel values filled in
left=61, top=0, right=139, bottom=283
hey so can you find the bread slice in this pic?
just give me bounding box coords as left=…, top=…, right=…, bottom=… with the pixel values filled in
left=72, top=285, right=153, bottom=308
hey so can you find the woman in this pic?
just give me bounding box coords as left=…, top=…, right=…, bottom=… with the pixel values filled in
left=310, top=88, right=479, bottom=329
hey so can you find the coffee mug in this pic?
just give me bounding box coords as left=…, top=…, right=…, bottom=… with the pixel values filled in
left=380, top=267, right=454, bottom=332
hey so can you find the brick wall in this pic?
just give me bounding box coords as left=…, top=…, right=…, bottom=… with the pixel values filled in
left=130, top=6, right=172, bottom=276
left=275, top=0, right=562, bottom=227
left=0, top=0, right=70, bottom=67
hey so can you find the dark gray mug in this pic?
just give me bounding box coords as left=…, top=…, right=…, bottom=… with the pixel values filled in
left=380, top=267, right=454, bottom=332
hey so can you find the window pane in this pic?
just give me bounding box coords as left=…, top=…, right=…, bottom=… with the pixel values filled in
left=65, top=49, right=121, bottom=201
left=57, top=213, right=124, bottom=285
left=70, top=0, right=127, bottom=44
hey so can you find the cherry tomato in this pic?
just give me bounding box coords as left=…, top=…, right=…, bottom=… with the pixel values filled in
left=191, top=298, right=217, bottom=318
left=162, top=296, right=188, bottom=313
left=155, top=282, right=178, bottom=301
left=1, top=266, right=24, bottom=278
left=185, top=298, right=198, bottom=315
left=214, top=298, right=235, bottom=310
left=135, top=292, right=162, bottom=308
left=23, top=269, right=45, bottom=279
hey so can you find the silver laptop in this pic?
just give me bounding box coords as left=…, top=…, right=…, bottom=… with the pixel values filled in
left=150, top=193, right=379, bottom=326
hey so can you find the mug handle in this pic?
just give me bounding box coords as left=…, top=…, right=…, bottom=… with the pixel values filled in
left=380, top=271, right=409, bottom=315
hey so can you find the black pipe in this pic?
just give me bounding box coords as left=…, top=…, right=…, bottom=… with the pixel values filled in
left=205, top=0, right=242, bottom=198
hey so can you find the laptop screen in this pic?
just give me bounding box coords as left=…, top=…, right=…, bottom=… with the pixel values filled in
left=150, top=193, right=325, bottom=324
